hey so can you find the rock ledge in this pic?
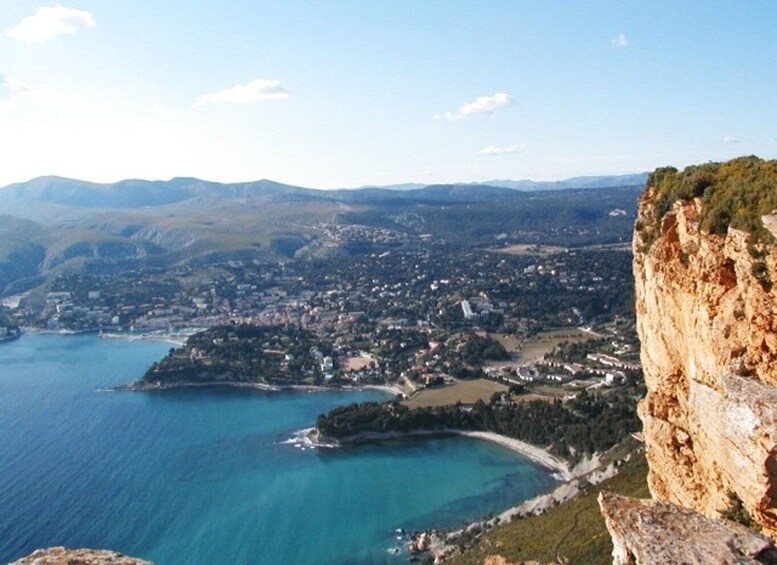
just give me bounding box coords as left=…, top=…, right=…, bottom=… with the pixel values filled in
left=10, top=547, right=152, bottom=565
left=599, top=492, right=775, bottom=565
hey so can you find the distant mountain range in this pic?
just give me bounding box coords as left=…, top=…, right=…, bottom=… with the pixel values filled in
left=0, top=172, right=649, bottom=212
left=354, top=173, right=648, bottom=192
left=0, top=173, right=649, bottom=219
left=466, top=173, right=649, bottom=191
left=0, top=173, right=646, bottom=297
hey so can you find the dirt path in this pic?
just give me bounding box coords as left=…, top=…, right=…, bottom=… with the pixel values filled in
left=554, top=504, right=592, bottom=564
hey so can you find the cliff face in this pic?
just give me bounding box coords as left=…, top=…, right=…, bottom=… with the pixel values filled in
left=634, top=188, right=777, bottom=536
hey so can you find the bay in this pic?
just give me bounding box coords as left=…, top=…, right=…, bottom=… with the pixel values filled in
left=0, top=333, right=557, bottom=564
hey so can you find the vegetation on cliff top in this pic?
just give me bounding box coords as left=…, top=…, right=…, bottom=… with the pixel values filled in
left=638, top=156, right=777, bottom=248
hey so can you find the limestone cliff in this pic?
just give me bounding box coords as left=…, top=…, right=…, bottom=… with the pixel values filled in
left=633, top=158, right=777, bottom=537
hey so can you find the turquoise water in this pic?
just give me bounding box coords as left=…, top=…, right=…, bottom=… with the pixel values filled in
left=0, top=334, right=558, bottom=564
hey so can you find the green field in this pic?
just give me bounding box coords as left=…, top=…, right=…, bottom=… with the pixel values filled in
left=403, top=379, right=508, bottom=409
left=487, top=244, right=567, bottom=256
left=519, top=328, right=598, bottom=363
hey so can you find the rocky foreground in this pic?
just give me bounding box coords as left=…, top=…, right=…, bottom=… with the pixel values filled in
left=10, top=547, right=152, bottom=565
left=599, top=492, right=774, bottom=564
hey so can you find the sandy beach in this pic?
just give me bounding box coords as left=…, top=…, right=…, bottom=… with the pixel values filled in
left=355, top=383, right=405, bottom=396
left=313, top=427, right=570, bottom=479
left=453, top=431, right=571, bottom=479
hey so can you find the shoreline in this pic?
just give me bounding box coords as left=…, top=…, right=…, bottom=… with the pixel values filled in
left=350, top=383, right=404, bottom=396
left=115, top=380, right=403, bottom=395
left=311, top=428, right=571, bottom=479
left=100, top=332, right=188, bottom=346
left=21, top=327, right=193, bottom=346
left=454, top=430, right=571, bottom=480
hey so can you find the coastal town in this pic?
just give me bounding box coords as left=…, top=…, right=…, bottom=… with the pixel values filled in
left=4, top=244, right=641, bottom=404
left=2, top=228, right=646, bottom=561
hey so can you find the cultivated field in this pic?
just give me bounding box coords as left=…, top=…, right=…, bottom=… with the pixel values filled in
left=518, top=328, right=598, bottom=363
left=403, top=378, right=508, bottom=409
left=487, top=332, right=522, bottom=354
left=340, top=353, right=377, bottom=371
left=487, top=244, right=567, bottom=256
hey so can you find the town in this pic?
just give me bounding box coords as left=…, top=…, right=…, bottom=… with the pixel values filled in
left=4, top=242, right=641, bottom=403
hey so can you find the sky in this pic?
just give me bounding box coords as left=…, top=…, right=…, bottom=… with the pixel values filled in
left=0, top=1, right=776, bottom=188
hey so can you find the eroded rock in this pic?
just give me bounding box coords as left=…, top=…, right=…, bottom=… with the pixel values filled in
left=634, top=194, right=777, bottom=536
left=598, top=492, right=774, bottom=565
left=10, top=546, right=153, bottom=565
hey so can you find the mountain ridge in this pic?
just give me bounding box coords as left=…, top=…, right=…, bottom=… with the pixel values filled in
left=0, top=172, right=649, bottom=208
left=0, top=174, right=643, bottom=297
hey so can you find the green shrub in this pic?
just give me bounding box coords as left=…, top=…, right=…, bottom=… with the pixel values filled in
left=641, top=156, right=777, bottom=250
left=752, top=260, right=772, bottom=290
left=720, top=490, right=760, bottom=532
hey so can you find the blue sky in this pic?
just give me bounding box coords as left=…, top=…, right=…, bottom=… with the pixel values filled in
left=0, top=1, right=775, bottom=188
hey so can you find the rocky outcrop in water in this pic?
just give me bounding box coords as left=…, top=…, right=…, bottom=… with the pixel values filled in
left=10, top=547, right=152, bottom=564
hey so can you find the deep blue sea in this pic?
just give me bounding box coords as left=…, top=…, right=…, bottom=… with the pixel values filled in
left=0, top=334, right=558, bottom=564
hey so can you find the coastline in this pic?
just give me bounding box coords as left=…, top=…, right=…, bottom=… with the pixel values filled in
left=21, top=327, right=192, bottom=346
left=100, top=332, right=188, bottom=346
left=453, top=430, right=571, bottom=480
left=119, top=380, right=284, bottom=392
left=116, top=380, right=403, bottom=395
left=310, top=428, right=570, bottom=479
left=347, top=383, right=404, bottom=396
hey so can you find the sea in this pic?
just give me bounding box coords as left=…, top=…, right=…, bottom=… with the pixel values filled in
left=0, top=333, right=558, bottom=564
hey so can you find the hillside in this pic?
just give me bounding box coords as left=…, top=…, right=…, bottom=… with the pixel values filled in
left=447, top=448, right=649, bottom=565
left=0, top=175, right=643, bottom=296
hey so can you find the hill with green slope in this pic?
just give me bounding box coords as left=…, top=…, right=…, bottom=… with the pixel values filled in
left=0, top=175, right=643, bottom=295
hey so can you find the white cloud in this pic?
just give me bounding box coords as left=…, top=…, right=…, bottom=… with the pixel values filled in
left=0, top=75, right=30, bottom=100
left=194, top=79, right=290, bottom=107
left=436, top=92, right=514, bottom=121
left=7, top=4, right=96, bottom=43
left=152, top=104, right=186, bottom=118
left=722, top=136, right=740, bottom=144
left=476, top=143, right=526, bottom=156
left=611, top=33, right=629, bottom=48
